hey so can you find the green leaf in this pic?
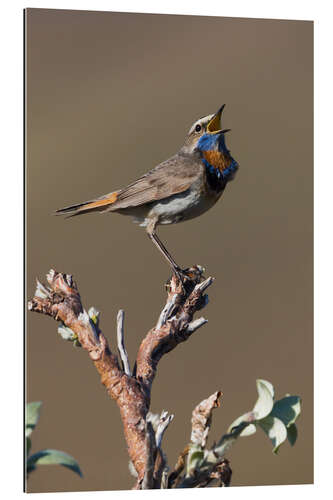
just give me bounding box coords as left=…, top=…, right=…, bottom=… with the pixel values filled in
left=58, top=323, right=76, bottom=341
left=227, top=380, right=275, bottom=436
left=26, top=449, right=82, bottom=477
left=239, top=423, right=257, bottom=436
left=258, top=416, right=287, bottom=453
left=227, top=411, right=257, bottom=435
left=216, top=381, right=300, bottom=460
left=271, top=396, right=301, bottom=428
left=186, top=444, right=204, bottom=476
left=25, top=402, right=42, bottom=437
left=88, top=306, right=100, bottom=327
left=253, top=379, right=274, bottom=420
left=287, top=423, right=298, bottom=446
left=214, top=421, right=252, bottom=458
left=26, top=437, right=31, bottom=456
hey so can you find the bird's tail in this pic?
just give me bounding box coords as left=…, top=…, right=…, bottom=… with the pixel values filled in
left=55, top=191, right=119, bottom=217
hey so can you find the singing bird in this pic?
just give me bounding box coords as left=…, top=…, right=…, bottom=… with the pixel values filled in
left=56, top=105, right=239, bottom=283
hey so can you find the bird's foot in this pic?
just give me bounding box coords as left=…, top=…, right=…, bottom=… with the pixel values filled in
left=182, top=265, right=206, bottom=283
left=167, top=265, right=206, bottom=295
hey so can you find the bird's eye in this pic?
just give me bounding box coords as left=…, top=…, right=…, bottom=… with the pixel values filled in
left=195, top=124, right=202, bottom=133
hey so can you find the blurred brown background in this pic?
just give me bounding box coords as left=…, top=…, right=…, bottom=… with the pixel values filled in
left=25, top=8, right=313, bottom=492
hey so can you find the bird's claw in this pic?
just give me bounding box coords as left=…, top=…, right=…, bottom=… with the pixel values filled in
left=166, top=265, right=206, bottom=295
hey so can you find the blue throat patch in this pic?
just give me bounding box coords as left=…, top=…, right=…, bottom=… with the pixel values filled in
left=198, top=132, right=229, bottom=154
left=198, top=132, right=238, bottom=184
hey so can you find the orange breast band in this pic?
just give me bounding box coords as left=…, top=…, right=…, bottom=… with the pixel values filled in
left=203, top=150, right=225, bottom=172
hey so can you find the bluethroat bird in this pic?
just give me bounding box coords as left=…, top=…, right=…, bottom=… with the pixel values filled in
left=56, top=105, right=239, bottom=285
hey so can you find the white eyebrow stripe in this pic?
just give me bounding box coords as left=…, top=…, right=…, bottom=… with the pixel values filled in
left=188, top=114, right=214, bottom=135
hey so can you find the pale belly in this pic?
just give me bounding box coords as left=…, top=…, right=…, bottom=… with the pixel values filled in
left=150, top=187, right=222, bottom=225
left=118, top=184, right=223, bottom=227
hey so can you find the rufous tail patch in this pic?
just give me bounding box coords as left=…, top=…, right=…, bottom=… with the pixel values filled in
left=81, top=191, right=118, bottom=210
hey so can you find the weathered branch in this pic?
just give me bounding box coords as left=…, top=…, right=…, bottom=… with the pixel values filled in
left=141, top=421, right=157, bottom=490
left=28, top=263, right=302, bottom=488
left=168, top=445, right=189, bottom=488
left=116, top=310, right=131, bottom=376
left=167, top=390, right=233, bottom=489
left=28, top=270, right=148, bottom=483
left=209, top=459, right=232, bottom=487
left=191, top=391, right=222, bottom=448
left=28, top=266, right=212, bottom=488
left=156, top=411, right=174, bottom=449
left=136, top=272, right=213, bottom=399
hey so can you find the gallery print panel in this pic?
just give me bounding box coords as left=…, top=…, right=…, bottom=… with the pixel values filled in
left=25, top=8, right=313, bottom=492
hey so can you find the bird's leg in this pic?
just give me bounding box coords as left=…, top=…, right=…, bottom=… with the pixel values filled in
left=150, top=232, right=184, bottom=279
left=146, top=220, right=187, bottom=287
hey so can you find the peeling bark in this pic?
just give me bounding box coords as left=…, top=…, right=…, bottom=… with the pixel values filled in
left=28, top=267, right=212, bottom=488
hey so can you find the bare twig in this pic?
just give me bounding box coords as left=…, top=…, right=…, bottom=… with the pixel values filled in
left=142, top=421, right=157, bottom=490
left=156, top=411, right=174, bottom=449
left=161, top=468, right=169, bottom=489
left=28, top=266, right=212, bottom=488
left=185, top=317, right=208, bottom=334
left=28, top=270, right=147, bottom=485
left=168, top=445, right=189, bottom=488
left=170, top=391, right=228, bottom=489
left=116, top=309, right=131, bottom=376
left=136, top=272, right=213, bottom=399
left=209, top=459, right=232, bottom=487
left=195, top=459, right=232, bottom=488
left=156, top=294, right=178, bottom=329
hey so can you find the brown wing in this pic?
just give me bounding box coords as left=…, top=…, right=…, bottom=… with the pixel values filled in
left=105, top=153, right=203, bottom=211
left=55, top=153, right=202, bottom=217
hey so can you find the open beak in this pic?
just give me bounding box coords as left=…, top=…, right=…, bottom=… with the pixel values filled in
left=207, top=104, right=224, bottom=132
left=207, top=104, right=231, bottom=134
